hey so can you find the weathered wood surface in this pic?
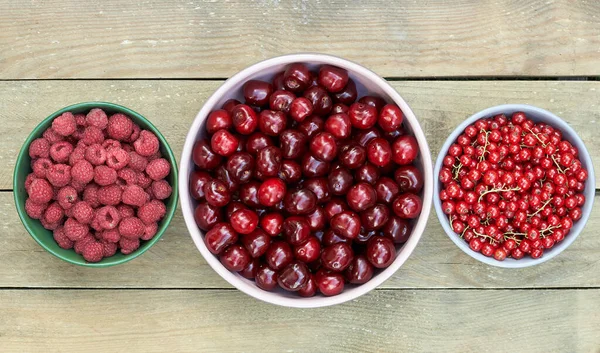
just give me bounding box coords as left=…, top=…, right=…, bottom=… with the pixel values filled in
left=1, top=0, right=600, bottom=79
left=1, top=80, right=599, bottom=190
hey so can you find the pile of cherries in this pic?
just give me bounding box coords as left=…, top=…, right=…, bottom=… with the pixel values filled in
left=439, top=112, right=588, bottom=261
left=191, top=63, right=423, bottom=297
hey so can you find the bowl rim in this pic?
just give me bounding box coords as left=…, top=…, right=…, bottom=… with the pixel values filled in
left=179, top=53, right=434, bottom=308
left=433, top=104, right=595, bottom=268
left=13, top=101, right=179, bottom=267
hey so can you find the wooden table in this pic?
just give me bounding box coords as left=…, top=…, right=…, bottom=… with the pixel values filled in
left=1, top=1, right=599, bottom=352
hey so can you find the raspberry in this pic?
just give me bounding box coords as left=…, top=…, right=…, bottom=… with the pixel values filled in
left=146, top=158, right=170, bottom=181
left=72, top=201, right=94, bottom=224
left=119, top=237, right=140, bottom=254
left=90, top=217, right=103, bottom=232
left=144, top=186, right=154, bottom=200
left=86, top=108, right=108, bottom=129
left=122, top=143, right=134, bottom=152
left=43, top=128, right=64, bottom=144
left=117, top=168, right=137, bottom=185
left=25, top=173, right=37, bottom=189
left=117, top=204, right=135, bottom=218
left=133, top=130, right=159, bottom=157
left=122, top=185, right=148, bottom=207
left=94, top=165, right=117, bottom=186
left=41, top=217, right=61, bottom=230
left=137, top=172, right=152, bottom=188
left=72, top=114, right=87, bottom=140
left=119, top=217, right=145, bottom=238
left=128, top=123, right=141, bottom=143
left=83, top=184, right=100, bottom=208
left=28, top=178, right=54, bottom=204
left=71, top=159, right=94, bottom=184
left=43, top=202, right=64, bottom=224
left=83, top=241, right=104, bottom=262
left=74, top=113, right=87, bottom=127
left=141, top=222, right=158, bottom=240
left=32, top=158, right=53, bottom=178
left=95, top=205, right=121, bottom=229
left=106, top=148, right=130, bottom=170
left=64, top=217, right=89, bottom=241
left=72, top=181, right=87, bottom=193
left=147, top=150, right=162, bottom=161
left=151, top=180, right=172, bottom=200
left=97, top=184, right=122, bottom=206
left=107, top=113, right=133, bottom=141
left=74, top=234, right=94, bottom=254
left=102, top=241, right=118, bottom=257
left=128, top=151, right=148, bottom=172
left=102, top=139, right=121, bottom=151
left=69, top=146, right=86, bottom=166
left=56, top=186, right=78, bottom=210
left=101, top=228, right=121, bottom=243
left=85, top=144, right=107, bottom=165
left=46, top=164, right=71, bottom=187
left=52, top=112, right=77, bottom=136
left=29, top=138, right=50, bottom=159
left=48, top=141, right=73, bottom=164
left=81, top=126, right=105, bottom=145
left=53, top=226, right=74, bottom=249
left=25, top=198, right=47, bottom=219
left=138, top=199, right=166, bottom=224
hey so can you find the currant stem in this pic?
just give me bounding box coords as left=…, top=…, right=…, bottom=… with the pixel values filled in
left=478, top=129, right=490, bottom=162
left=478, top=184, right=521, bottom=203
left=527, top=198, right=552, bottom=219
left=550, top=154, right=566, bottom=174
left=527, top=127, right=547, bottom=147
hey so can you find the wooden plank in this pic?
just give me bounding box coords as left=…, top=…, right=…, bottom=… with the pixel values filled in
left=1, top=0, right=600, bottom=79
left=1, top=80, right=599, bottom=189
left=2, top=191, right=599, bottom=289
left=0, top=289, right=598, bottom=352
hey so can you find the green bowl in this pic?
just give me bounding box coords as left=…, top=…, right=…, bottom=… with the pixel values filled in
left=13, top=102, right=179, bottom=267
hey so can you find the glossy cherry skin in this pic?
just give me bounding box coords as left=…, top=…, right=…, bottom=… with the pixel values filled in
left=309, top=132, right=338, bottom=162
left=297, top=115, right=324, bottom=138
left=289, top=97, right=313, bottom=122
left=339, top=143, right=366, bottom=169
left=277, top=261, right=310, bottom=292
left=214, top=165, right=239, bottom=192
left=239, top=258, right=260, bottom=279
left=258, top=110, right=287, bottom=136
left=332, top=103, right=349, bottom=114
left=304, top=177, right=330, bottom=204
left=210, top=129, right=238, bottom=157
left=392, top=193, right=422, bottom=219
left=231, top=104, right=258, bottom=135
left=203, top=179, right=231, bottom=207
left=192, top=139, right=222, bottom=170
left=240, top=229, right=271, bottom=258
left=361, top=204, right=390, bottom=230
left=324, top=113, right=352, bottom=139
left=378, top=104, right=404, bottom=132
left=256, top=146, right=282, bottom=177
left=346, top=182, right=377, bottom=212
left=278, top=160, right=302, bottom=184
left=328, top=168, right=354, bottom=195
left=229, top=209, right=259, bottom=234
left=283, top=188, right=317, bottom=215
left=333, top=79, right=357, bottom=105
left=220, top=245, right=251, bottom=272
left=394, top=165, right=423, bottom=193
left=204, top=223, right=238, bottom=255
left=225, top=201, right=247, bottom=219
left=298, top=274, right=317, bottom=297
left=283, top=63, right=311, bottom=92
left=243, top=80, right=273, bottom=107
left=355, top=227, right=377, bottom=245
left=306, top=207, right=326, bottom=231
left=282, top=216, right=311, bottom=246
left=382, top=215, right=411, bottom=243
left=190, top=171, right=211, bottom=200
left=358, top=96, right=386, bottom=111
left=265, top=241, right=293, bottom=270
left=279, top=129, right=308, bottom=159
left=239, top=181, right=261, bottom=208
left=315, top=269, right=344, bottom=296
left=354, top=164, right=380, bottom=185
left=206, top=109, right=233, bottom=134
left=303, top=86, right=333, bottom=116
left=321, top=243, right=354, bottom=271
left=245, top=132, right=273, bottom=155
left=302, top=154, right=330, bottom=178
left=323, top=198, right=349, bottom=221
left=345, top=254, right=374, bottom=284
left=322, top=229, right=352, bottom=246
left=318, top=65, right=349, bottom=93
left=392, top=135, right=419, bottom=165
left=375, top=177, right=400, bottom=204
left=257, top=177, right=287, bottom=207
left=366, top=236, right=396, bottom=268
left=255, top=264, right=278, bottom=291
left=260, top=212, right=284, bottom=236
left=194, top=202, right=222, bottom=231
left=349, top=102, right=378, bottom=129
left=225, top=152, right=254, bottom=184
left=222, top=98, right=241, bottom=114
left=367, top=137, right=392, bottom=167
left=294, top=235, right=321, bottom=263
left=330, top=211, right=361, bottom=239
left=355, top=127, right=382, bottom=147
left=269, top=90, right=295, bottom=113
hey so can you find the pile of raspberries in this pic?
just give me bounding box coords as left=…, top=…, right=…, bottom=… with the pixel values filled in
left=25, top=108, right=172, bottom=262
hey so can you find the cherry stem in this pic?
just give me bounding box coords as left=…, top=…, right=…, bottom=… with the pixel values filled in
left=527, top=198, right=552, bottom=219
left=478, top=184, right=521, bottom=203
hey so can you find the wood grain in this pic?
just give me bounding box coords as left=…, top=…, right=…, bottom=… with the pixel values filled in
left=1, top=0, right=600, bottom=79
left=3, top=191, right=599, bottom=289
left=1, top=80, right=599, bottom=190
left=0, top=289, right=598, bottom=353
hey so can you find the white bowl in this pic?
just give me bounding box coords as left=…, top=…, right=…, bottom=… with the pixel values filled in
left=179, top=53, right=433, bottom=307
left=434, top=104, right=595, bottom=268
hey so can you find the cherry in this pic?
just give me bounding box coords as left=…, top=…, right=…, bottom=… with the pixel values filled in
left=315, top=269, right=344, bottom=296
left=297, top=115, right=324, bottom=138
left=328, top=168, right=354, bottom=195
left=280, top=129, right=308, bottom=159
left=323, top=198, right=348, bottom=220
left=298, top=274, right=317, bottom=297
left=282, top=216, right=311, bottom=246
left=225, top=152, right=254, bottom=184
left=222, top=99, right=241, bottom=114
left=205, top=223, right=238, bottom=255
left=358, top=96, right=386, bottom=111
left=215, top=165, right=239, bottom=192
left=346, top=182, right=377, bottom=212
left=255, top=264, right=278, bottom=291
left=378, top=104, right=404, bottom=132
left=258, top=110, right=287, bottom=136
left=392, top=135, right=418, bottom=165
left=303, top=86, right=333, bottom=116
left=239, top=258, right=260, bottom=279
left=243, top=80, right=273, bottom=106
left=225, top=201, right=247, bottom=220
left=394, top=165, right=423, bottom=193
left=304, top=177, right=330, bottom=204
left=310, top=132, right=338, bottom=162
left=345, top=255, right=374, bottom=284
left=382, top=215, right=411, bottom=243
left=354, top=163, right=380, bottom=185
left=283, top=63, right=311, bottom=92
left=392, top=193, right=422, bottom=219
left=321, top=243, right=354, bottom=271
left=366, top=137, right=392, bottom=167
left=283, top=188, right=317, bottom=215
left=260, top=212, right=284, bottom=236
left=306, top=207, right=327, bottom=231
left=330, top=211, right=361, bottom=239
left=278, top=261, right=310, bottom=291
left=318, top=65, right=349, bottom=93
left=366, top=236, right=396, bottom=268
left=349, top=102, right=378, bottom=129
left=322, top=229, right=352, bottom=246
left=265, top=241, right=293, bottom=270
left=294, top=236, right=321, bottom=263
left=229, top=209, right=258, bottom=235
left=256, top=146, right=282, bottom=177
left=340, top=143, right=366, bottom=169
left=332, top=103, right=349, bottom=114
left=361, top=204, right=390, bottom=230
left=245, top=132, right=272, bottom=155
left=375, top=177, right=400, bottom=204
left=190, top=171, right=211, bottom=200
left=193, top=139, right=222, bottom=170
left=333, top=79, right=357, bottom=105
left=194, top=202, right=222, bottom=231
left=231, top=104, right=258, bottom=135
left=269, top=90, right=295, bottom=113
left=289, top=97, right=313, bottom=122
left=302, top=154, right=330, bottom=177
left=325, top=113, right=352, bottom=139
left=203, top=179, right=231, bottom=207
left=206, top=109, right=233, bottom=134
left=278, top=159, right=303, bottom=184
left=210, top=129, right=238, bottom=157
left=257, top=178, right=286, bottom=207
left=220, top=245, right=251, bottom=271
